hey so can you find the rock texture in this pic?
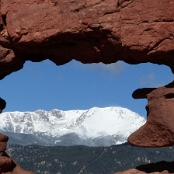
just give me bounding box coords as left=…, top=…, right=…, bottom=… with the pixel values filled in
left=0, top=0, right=174, bottom=79
left=1, top=0, right=174, bottom=174
left=128, top=81, right=174, bottom=147
left=0, top=134, right=33, bottom=174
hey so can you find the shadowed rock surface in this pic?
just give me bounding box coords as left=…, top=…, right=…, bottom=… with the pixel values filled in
left=0, top=97, right=6, bottom=114
left=115, top=161, right=174, bottom=174
left=0, top=134, right=33, bottom=174
left=136, top=161, right=174, bottom=173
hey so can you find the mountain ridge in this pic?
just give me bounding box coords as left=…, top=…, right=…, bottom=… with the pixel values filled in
left=0, top=107, right=146, bottom=146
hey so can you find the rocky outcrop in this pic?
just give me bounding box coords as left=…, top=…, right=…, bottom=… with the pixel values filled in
left=0, top=134, right=33, bottom=174
left=0, top=0, right=174, bottom=79
left=128, top=81, right=174, bottom=147
left=122, top=82, right=174, bottom=173
left=0, top=98, right=32, bottom=173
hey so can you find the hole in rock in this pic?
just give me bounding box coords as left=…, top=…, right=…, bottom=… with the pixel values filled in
left=0, top=60, right=174, bottom=173
left=0, top=60, right=173, bottom=117
left=165, top=93, right=174, bottom=99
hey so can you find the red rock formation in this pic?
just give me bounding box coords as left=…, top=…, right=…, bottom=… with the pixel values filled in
left=121, top=82, right=174, bottom=174
left=128, top=81, right=174, bottom=147
left=0, top=134, right=33, bottom=174
left=1, top=0, right=174, bottom=173
left=0, top=0, right=174, bottom=79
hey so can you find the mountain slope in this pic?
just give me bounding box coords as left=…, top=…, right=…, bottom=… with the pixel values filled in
left=0, top=107, right=146, bottom=146
left=6, top=144, right=174, bottom=174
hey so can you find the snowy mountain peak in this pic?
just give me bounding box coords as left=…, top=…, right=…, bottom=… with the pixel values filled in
left=0, top=107, right=146, bottom=146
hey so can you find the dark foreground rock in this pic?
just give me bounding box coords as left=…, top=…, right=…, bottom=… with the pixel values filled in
left=115, top=161, right=174, bottom=174
left=0, top=133, right=33, bottom=173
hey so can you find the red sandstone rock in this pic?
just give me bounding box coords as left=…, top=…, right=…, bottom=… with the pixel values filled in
left=1, top=0, right=174, bottom=173
left=128, top=81, right=174, bottom=147
left=0, top=133, right=33, bottom=174
left=0, top=0, right=174, bottom=79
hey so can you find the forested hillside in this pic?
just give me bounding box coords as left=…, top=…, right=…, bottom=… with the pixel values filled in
left=6, top=144, right=174, bottom=174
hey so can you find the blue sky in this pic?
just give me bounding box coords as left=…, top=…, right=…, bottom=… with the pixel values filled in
left=0, top=59, right=173, bottom=117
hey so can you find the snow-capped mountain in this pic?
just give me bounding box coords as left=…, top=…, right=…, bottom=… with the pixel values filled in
left=0, top=107, right=146, bottom=146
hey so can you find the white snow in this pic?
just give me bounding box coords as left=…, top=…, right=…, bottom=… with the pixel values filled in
left=0, top=107, right=146, bottom=145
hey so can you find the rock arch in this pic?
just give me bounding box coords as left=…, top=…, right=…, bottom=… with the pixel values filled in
left=0, top=0, right=174, bottom=173
left=0, top=0, right=174, bottom=79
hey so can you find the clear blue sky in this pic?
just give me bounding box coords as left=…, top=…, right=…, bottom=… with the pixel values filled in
left=0, top=59, right=173, bottom=117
